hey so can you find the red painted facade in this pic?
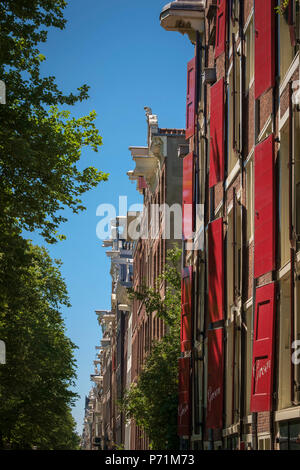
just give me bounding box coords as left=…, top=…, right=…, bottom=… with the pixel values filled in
left=250, top=283, right=276, bottom=412
left=182, top=152, right=194, bottom=240
left=215, top=0, right=227, bottom=58
left=254, top=0, right=275, bottom=100
left=209, top=78, right=225, bottom=188
left=181, top=266, right=193, bottom=353
left=208, top=218, right=224, bottom=323
left=186, top=57, right=196, bottom=139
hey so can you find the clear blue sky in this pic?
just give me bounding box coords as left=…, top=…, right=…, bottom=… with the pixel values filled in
left=31, top=0, right=194, bottom=434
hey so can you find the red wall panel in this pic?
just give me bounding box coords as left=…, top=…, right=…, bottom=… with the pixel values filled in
left=255, top=0, right=275, bottom=99
left=254, top=134, right=275, bottom=279
left=178, top=357, right=191, bottom=436
left=215, top=0, right=227, bottom=58
left=206, top=328, right=224, bottom=429
left=209, top=78, right=225, bottom=188
left=186, top=57, right=196, bottom=139
left=181, top=267, right=193, bottom=352
left=182, top=152, right=194, bottom=240
left=208, top=218, right=224, bottom=323
left=250, top=283, right=276, bottom=412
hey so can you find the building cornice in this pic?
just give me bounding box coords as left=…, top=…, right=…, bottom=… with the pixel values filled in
left=160, top=0, right=206, bottom=44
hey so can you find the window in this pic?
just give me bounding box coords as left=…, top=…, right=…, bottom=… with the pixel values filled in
left=245, top=307, right=252, bottom=417
left=225, top=320, right=234, bottom=428
left=295, top=272, right=300, bottom=396
left=258, top=436, right=271, bottom=450
left=224, top=434, right=239, bottom=450
left=278, top=276, right=291, bottom=410
left=227, top=200, right=241, bottom=308
left=227, top=211, right=234, bottom=310
left=278, top=420, right=300, bottom=450
left=227, top=59, right=240, bottom=174
left=198, top=138, right=205, bottom=205
left=245, top=18, right=254, bottom=91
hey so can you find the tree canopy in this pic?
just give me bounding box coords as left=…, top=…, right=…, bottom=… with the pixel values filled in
left=0, top=0, right=108, bottom=243
left=0, top=243, right=79, bottom=449
left=0, top=0, right=107, bottom=449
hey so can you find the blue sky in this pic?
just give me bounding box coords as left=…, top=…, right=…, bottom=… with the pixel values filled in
left=31, top=0, right=194, bottom=433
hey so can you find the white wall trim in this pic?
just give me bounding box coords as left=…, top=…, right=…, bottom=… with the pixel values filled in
left=279, top=261, right=291, bottom=280
left=215, top=200, right=223, bottom=218
left=257, top=115, right=272, bottom=144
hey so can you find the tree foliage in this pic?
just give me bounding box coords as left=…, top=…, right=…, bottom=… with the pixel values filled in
left=122, top=248, right=182, bottom=450
left=0, top=242, right=79, bottom=449
left=0, top=0, right=108, bottom=243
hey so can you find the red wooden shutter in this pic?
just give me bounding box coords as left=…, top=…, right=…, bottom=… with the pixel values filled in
left=178, top=357, right=191, bottom=436
left=254, top=134, right=275, bottom=279
left=182, top=152, right=194, bottom=240
left=215, top=0, right=227, bottom=58
left=254, top=0, right=275, bottom=100
left=186, top=57, right=196, bottom=139
left=209, top=78, right=225, bottom=188
left=181, top=266, right=193, bottom=353
left=208, top=218, right=224, bottom=323
left=206, top=328, right=224, bottom=429
left=250, top=282, right=276, bottom=412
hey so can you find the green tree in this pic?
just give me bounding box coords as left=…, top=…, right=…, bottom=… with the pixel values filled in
left=0, top=242, right=79, bottom=449
left=121, top=248, right=182, bottom=450
left=0, top=0, right=108, bottom=243
left=0, top=1, right=106, bottom=450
